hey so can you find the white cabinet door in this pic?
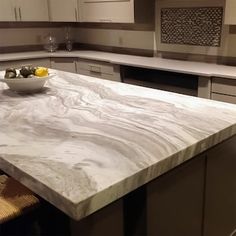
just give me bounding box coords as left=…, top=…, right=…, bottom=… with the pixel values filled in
left=0, top=0, right=17, bottom=21
left=225, top=0, right=236, bottom=24
left=79, top=0, right=134, bottom=23
left=48, top=0, right=78, bottom=22
left=17, top=0, right=49, bottom=21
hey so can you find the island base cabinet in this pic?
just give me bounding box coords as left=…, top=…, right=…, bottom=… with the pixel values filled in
left=204, top=136, right=236, bottom=236
left=70, top=200, right=124, bottom=236
left=147, top=154, right=206, bottom=236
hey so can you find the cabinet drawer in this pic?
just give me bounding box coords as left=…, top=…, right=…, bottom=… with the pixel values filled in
left=77, top=68, right=120, bottom=82
left=77, top=59, right=114, bottom=75
left=51, top=58, right=77, bottom=73
left=211, top=93, right=236, bottom=104
left=77, top=59, right=121, bottom=82
left=212, top=78, right=236, bottom=96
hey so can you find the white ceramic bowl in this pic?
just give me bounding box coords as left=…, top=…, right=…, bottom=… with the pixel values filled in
left=0, top=75, right=54, bottom=93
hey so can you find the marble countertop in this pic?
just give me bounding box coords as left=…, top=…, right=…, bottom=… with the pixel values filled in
left=1, top=50, right=236, bottom=79
left=1, top=70, right=236, bottom=220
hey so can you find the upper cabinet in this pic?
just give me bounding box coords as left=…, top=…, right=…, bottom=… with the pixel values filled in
left=0, top=0, right=16, bottom=21
left=0, top=0, right=49, bottom=21
left=0, top=0, right=153, bottom=23
left=79, top=0, right=134, bottom=23
left=17, top=0, right=49, bottom=21
left=225, top=0, right=236, bottom=24
left=48, top=0, right=79, bottom=22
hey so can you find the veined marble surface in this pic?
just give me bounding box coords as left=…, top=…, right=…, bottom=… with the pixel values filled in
left=1, top=70, right=236, bottom=220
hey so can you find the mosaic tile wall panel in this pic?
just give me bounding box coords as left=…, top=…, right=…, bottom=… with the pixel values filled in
left=161, top=7, right=223, bottom=47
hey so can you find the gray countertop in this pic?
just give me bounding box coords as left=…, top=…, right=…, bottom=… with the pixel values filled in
left=1, top=50, right=236, bottom=79
left=1, top=70, right=236, bottom=220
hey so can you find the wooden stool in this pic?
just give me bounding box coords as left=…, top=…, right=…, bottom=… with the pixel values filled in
left=0, top=174, right=40, bottom=224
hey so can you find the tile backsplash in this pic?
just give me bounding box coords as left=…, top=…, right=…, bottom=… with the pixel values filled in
left=156, top=0, right=236, bottom=59
left=161, top=7, right=223, bottom=47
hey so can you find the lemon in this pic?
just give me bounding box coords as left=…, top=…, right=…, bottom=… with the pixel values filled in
left=35, top=67, right=49, bottom=77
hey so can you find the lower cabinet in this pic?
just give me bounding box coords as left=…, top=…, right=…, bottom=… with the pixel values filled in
left=198, top=76, right=211, bottom=99
left=211, top=93, right=236, bottom=104
left=70, top=200, right=124, bottom=236
left=50, top=58, right=77, bottom=73
left=146, top=136, right=236, bottom=236
left=0, top=58, right=51, bottom=71
left=77, top=59, right=121, bottom=82
left=147, top=154, right=206, bottom=236
left=211, top=77, right=236, bottom=104
left=204, top=136, right=236, bottom=236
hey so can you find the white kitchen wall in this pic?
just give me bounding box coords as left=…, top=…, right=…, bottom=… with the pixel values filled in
left=0, top=26, right=155, bottom=53
left=75, top=28, right=155, bottom=51
left=0, top=27, right=68, bottom=47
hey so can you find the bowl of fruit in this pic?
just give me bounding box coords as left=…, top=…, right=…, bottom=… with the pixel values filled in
left=0, top=66, right=53, bottom=93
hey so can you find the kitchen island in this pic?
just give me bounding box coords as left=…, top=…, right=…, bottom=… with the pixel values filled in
left=0, top=70, right=236, bottom=236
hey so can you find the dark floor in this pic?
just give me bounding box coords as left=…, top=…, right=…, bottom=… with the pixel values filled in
left=0, top=202, right=70, bottom=236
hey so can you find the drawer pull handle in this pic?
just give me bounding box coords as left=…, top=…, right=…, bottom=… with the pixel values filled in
left=89, top=66, right=101, bottom=73
left=14, top=7, right=17, bottom=21
left=99, top=19, right=112, bottom=22
left=19, top=8, right=22, bottom=21
left=75, top=8, right=78, bottom=21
